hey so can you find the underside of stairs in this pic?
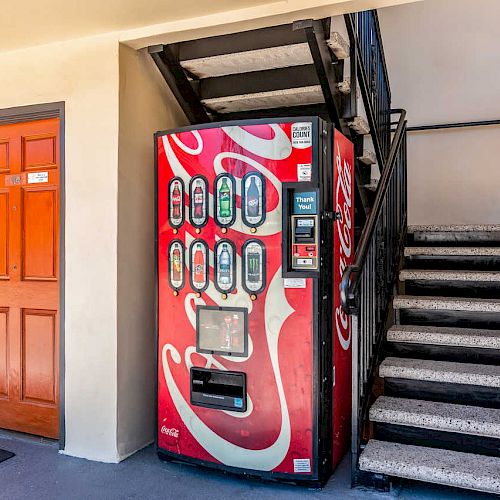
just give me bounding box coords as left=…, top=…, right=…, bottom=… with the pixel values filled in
left=358, top=225, right=500, bottom=496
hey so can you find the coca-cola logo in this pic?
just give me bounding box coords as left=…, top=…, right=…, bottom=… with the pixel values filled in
left=247, top=199, right=258, bottom=207
left=161, top=425, right=179, bottom=438
left=172, top=195, right=181, bottom=203
left=335, top=141, right=352, bottom=351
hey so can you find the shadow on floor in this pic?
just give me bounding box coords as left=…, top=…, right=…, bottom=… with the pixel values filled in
left=0, top=431, right=492, bottom=500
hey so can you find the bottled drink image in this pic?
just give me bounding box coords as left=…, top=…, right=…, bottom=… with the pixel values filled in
left=193, top=244, right=205, bottom=285
left=171, top=182, right=182, bottom=220
left=218, top=244, right=231, bottom=285
left=218, top=177, right=231, bottom=219
left=246, top=176, right=260, bottom=218
left=247, top=249, right=261, bottom=283
left=193, top=180, right=204, bottom=219
left=221, top=315, right=232, bottom=349
left=172, top=247, right=181, bottom=282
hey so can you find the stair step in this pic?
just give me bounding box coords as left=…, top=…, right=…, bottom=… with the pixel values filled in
left=408, top=224, right=500, bottom=233
left=405, top=246, right=500, bottom=257
left=387, top=324, right=500, bottom=349
left=359, top=440, right=500, bottom=495
left=399, top=269, right=500, bottom=283
left=379, top=357, right=500, bottom=388
left=393, top=295, right=500, bottom=313
left=370, top=396, right=500, bottom=439
left=201, top=85, right=323, bottom=113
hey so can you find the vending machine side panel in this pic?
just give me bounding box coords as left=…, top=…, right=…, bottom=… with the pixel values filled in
left=156, top=118, right=323, bottom=483
left=331, top=129, right=355, bottom=468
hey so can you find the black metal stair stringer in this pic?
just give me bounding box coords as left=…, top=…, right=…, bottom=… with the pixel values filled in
left=148, top=44, right=211, bottom=124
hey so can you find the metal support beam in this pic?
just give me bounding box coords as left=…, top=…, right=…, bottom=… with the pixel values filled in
left=148, top=45, right=211, bottom=125
left=177, top=23, right=308, bottom=61
left=293, top=19, right=348, bottom=135
left=194, top=64, right=319, bottom=100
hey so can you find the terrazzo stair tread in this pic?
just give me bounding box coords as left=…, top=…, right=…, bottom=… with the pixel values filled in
left=393, top=295, right=500, bottom=313
left=387, top=324, right=500, bottom=349
left=404, top=246, right=500, bottom=257
left=408, top=225, right=500, bottom=233
left=359, top=439, right=500, bottom=494
left=379, top=357, right=500, bottom=388
left=370, top=396, right=500, bottom=438
left=399, top=269, right=500, bottom=282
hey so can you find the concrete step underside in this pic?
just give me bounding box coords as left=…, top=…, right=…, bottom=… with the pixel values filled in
left=359, top=440, right=500, bottom=494
left=370, top=396, right=500, bottom=439
left=379, top=357, right=500, bottom=388
left=387, top=324, right=500, bottom=349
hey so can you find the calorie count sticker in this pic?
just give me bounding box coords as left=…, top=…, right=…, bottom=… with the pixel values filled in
left=291, top=122, right=312, bottom=149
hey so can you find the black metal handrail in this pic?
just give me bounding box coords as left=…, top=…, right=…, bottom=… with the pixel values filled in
left=408, top=118, right=500, bottom=131
left=345, top=11, right=392, bottom=169
left=341, top=108, right=406, bottom=314
left=340, top=108, right=407, bottom=485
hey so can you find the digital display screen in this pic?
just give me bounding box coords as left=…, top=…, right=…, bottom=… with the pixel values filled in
left=297, top=218, right=314, bottom=227
left=197, top=306, right=248, bottom=356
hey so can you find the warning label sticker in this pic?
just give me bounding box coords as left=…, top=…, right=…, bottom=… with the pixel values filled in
left=297, top=163, right=312, bottom=182
left=291, top=122, right=312, bottom=149
left=293, top=458, right=311, bottom=473
left=284, top=278, right=307, bottom=289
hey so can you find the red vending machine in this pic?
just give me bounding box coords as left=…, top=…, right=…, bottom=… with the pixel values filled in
left=156, top=117, right=354, bottom=486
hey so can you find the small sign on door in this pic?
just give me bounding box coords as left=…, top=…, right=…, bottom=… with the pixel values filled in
left=27, top=172, right=49, bottom=184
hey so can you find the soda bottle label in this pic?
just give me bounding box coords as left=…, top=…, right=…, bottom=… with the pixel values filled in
left=215, top=241, right=235, bottom=292
left=168, top=240, right=184, bottom=289
left=190, top=241, right=208, bottom=291
left=242, top=172, right=266, bottom=227
left=190, top=176, right=207, bottom=227
left=243, top=240, right=265, bottom=293
left=169, top=178, right=184, bottom=227
left=215, top=175, right=234, bottom=226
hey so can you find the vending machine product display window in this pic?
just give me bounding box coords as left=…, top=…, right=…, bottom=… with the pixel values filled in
left=196, top=305, right=248, bottom=357
left=189, top=175, right=209, bottom=228
left=214, top=173, right=236, bottom=227
left=189, top=239, right=209, bottom=292
left=241, top=239, right=266, bottom=295
left=213, top=239, right=236, bottom=293
left=241, top=171, right=266, bottom=227
left=168, top=177, right=185, bottom=228
left=167, top=239, right=185, bottom=291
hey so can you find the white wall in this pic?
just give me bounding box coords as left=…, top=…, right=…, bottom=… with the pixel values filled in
left=0, top=34, right=121, bottom=461
left=379, top=0, right=500, bottom=224
left=117, top=45, right=186, bottom=459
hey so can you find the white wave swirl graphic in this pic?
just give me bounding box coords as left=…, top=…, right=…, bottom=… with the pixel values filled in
left=162, top=268, right=294, bottom=470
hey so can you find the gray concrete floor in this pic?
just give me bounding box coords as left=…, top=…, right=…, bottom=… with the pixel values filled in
left=0, top=431, right=494, bottom=500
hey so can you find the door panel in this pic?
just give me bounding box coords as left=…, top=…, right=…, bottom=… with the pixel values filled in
left=0, top=118, right=60, bottom=439
left=0, top=141, right=9, bottom=173
left=21, top=310, right=56, bottom=404
left=22, top=134, right=57, bottom=171
left=0, top=310, right=7, bottom=398
left=22, top=188, right=56, bottom=280
left=0, top=191, right=9, bottom=278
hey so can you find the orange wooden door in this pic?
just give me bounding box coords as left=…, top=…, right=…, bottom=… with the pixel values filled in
left=0, top=118, right=60, bottom=439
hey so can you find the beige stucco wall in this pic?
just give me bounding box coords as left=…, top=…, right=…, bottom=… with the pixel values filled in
left=117, top=45, right=186, bottom=459
left=0, top=34, right=121, bottom=461
left=379, top=0, right=500, bottom=224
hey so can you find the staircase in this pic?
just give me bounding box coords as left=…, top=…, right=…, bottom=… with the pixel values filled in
left=358, top=225, right=500, bottom=495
